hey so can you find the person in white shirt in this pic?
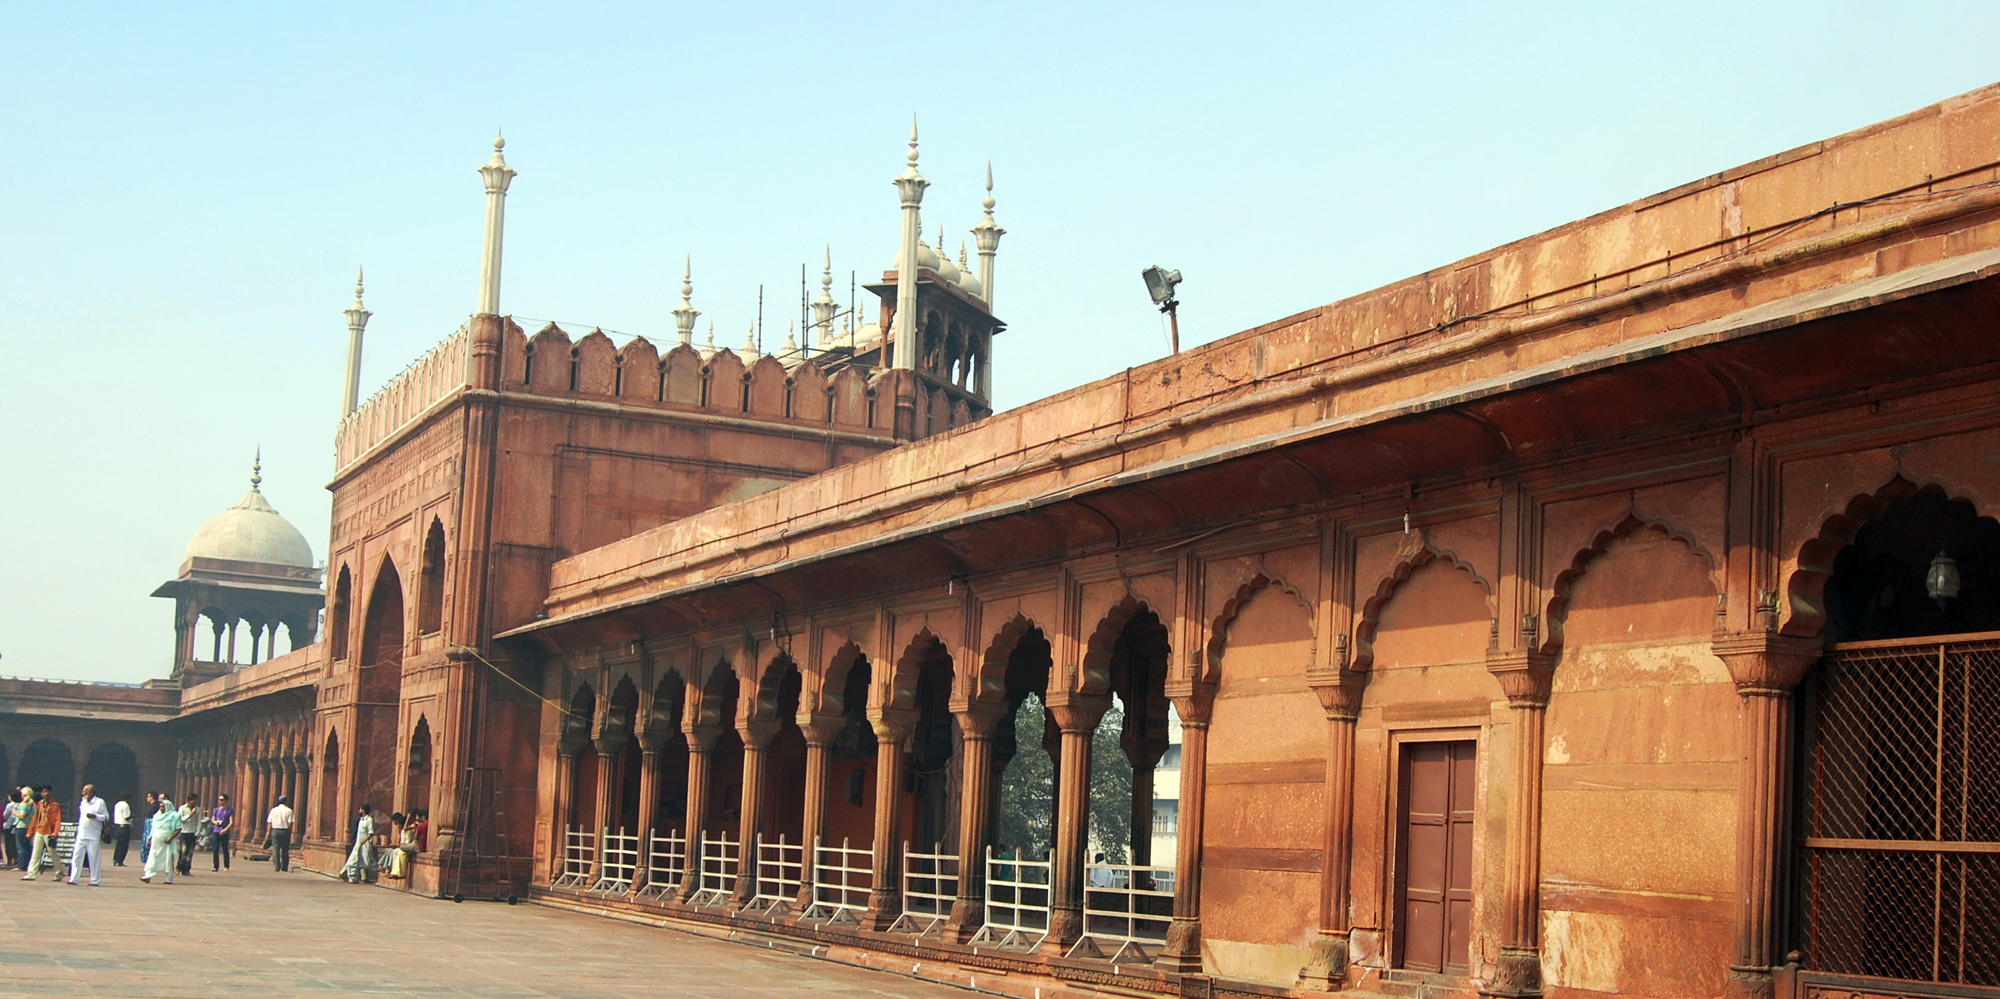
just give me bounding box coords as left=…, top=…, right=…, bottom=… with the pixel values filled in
left=67, top=784, right=110, bottom=886
left=111, top=796, right=133, bottom=866
left=266, top=796, right=295, bottom=872
left=176, top=797, right=197, bottom=876
left=341, top=804, right=377, bottom=884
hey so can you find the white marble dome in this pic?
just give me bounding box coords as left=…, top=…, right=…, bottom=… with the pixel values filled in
left=186, top=485, right=314, bottom=568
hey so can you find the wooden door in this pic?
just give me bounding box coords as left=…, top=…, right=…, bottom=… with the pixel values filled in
left=1395, top=740, right=1475, bottom=974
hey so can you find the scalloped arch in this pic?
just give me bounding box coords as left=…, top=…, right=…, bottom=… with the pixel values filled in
left=1541, top=514, right=1717, bottom=655
left=974, top=612, right=1044, bottom=706
left=1353, top=545, right=1492, bottom=671
left=1204, top=572, right=1313, bottom=682
left=1783, top=476, right=2000, bottom=639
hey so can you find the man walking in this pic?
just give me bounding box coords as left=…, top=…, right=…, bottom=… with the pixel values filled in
left=176, top=795, right=197, bottom=876
left=67, top=783, right=109, bottom=886
left=341, top=804, right=377, bottom=884
left=21, top=787, right=59, bottom=880
left=266, top=795, right=295, bottom=872
left=210, top=793, right=234, bottom=872
left=112, top=794, right=133, bottom=866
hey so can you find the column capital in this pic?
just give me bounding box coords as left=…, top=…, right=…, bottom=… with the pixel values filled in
left=952, top=702, right=1009, bottom=739
left=1712, top=632, right=1821, bottom=695
left=736, top=717, right=781, bottom=750
left=1305, top=668, right=1367, bottom=721
left=799, top=712, right=845, bottom=746
left=684, top=723, right=726, bottom=752
left=1164, top=678, right=1216, bottom=724
left=1047, top=697, right=1111, bottom=735
left=1486, top=649, right=1556, bottom=708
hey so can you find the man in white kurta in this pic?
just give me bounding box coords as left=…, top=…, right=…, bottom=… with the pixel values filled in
left=67, top=784, right=109, bottom=886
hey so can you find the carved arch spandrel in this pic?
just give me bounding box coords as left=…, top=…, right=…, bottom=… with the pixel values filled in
left=881, top=627, right=948, bottom=722
left=1074, top=573, right=1178, bottom=697
left=1541, top=514, right=1719, bottom=656
left=974, top=612, right=1045, bottom=708
left=1782, top=475, right=2000, bottom=639
left=808, top=640, right=870, bottom=721
left=1351, top=539, right=1494, bottom=671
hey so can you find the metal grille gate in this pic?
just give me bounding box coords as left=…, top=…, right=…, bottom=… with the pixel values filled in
left=1796, top=633, right=2000, bottom=988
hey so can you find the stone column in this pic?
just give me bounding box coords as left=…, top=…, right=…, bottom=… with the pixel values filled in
left=1484, top=653, right=1554, bottom=998
left=1041, top=696, right=1110, bottom=955
left=1299, top=671, right=1366, bottom=989
left=550, top=748, right=579, bottom=882
left=676, top=725, right=722, bottom=904
left=861, top=717, right=914, bottom=930
left=629, top=736, right=665, bottom=896
left=946, top=704, right=1005, bottom=941
left=732, top=720, right=779, bottom=908
left=796, top=716, right=842, bottom=909
left=1157, top=685, right=1213, bottom=974
left=587, top=739, right=619, bottom=886
left=1714, top=632, right=1819, bottom=999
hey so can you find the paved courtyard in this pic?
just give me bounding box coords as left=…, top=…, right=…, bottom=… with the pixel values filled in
left=0, top=860, right=977, bottom=999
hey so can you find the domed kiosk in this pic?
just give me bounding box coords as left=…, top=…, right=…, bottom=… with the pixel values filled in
left=151, top=454, right=323, bottom=686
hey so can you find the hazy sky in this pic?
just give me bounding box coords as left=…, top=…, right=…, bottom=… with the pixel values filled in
left=5, top=3, right=1999, bottom=683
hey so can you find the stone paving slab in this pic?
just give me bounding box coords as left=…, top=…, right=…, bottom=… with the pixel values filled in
left=0, top=862, right=977, bottom=999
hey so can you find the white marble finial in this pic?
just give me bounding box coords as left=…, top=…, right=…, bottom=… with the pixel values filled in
left=743, top=322, right=758, bottom=358
left=908, top=115, right=920, bottom=167
left=251, top=448, right=263, bottom=490
left=672, top=254, right=700, bottom=346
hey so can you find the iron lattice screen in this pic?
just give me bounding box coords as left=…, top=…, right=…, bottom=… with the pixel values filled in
left=1796, top=636, right=2000, bottom=987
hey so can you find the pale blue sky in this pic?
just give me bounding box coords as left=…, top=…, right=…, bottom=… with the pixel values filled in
left=4, top=3, right=1998, bottom=682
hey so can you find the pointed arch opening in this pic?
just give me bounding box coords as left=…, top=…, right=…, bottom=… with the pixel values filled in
left=406, top=717, right=433, bottom=816
left=417, top=519, right=446, bottom=635
left=329, top=565, right=352, bottom=661
left=355, top=557, right=405, bottom=818
left=823, top=645, right=878, bottom=848
left=649, top=671, right=689, bottom=837
left=318, top=730, right=341, bottom=841
left=992, top=621, right=1057, bottom=861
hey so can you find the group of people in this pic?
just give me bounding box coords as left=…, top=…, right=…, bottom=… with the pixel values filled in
left=3, top=784, right=300, bottom=886
left=339, top=804, right=427, bottom=883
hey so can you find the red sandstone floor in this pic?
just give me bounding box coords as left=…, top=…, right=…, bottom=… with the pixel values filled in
left=0, top=861, right=976, bottom=998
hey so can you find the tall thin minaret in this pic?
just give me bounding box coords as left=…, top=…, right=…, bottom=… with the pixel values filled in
left=341, top=267, right=371, bottom=417
left=889, top=117, right=928, bottom=370
left=810, top=247, right=837, bottom=352
left=970, top=161, right=1005, bottom=310
left=476, top=133, right=517, bottom=316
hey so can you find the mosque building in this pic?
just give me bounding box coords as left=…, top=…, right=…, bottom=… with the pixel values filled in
left=7, top=86, right=2000, bottom=999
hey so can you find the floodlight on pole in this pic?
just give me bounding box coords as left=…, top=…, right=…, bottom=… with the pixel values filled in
left=1141, top=265, right=1183, bottom=353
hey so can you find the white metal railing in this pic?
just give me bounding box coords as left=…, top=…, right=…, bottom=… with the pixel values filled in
left=802, top=836, right=873, bottom=923
left=970, top=847, right=1051, bottom=950
left=552, top=825, right=594, bottom=888
left=890, top=841, right=958, bottom=935
left=591, top=828, right=639, bottom=892
left=1073, top=860, right=1175, bottom=958
left=687, top=830, right=739, bottom=907
left=744, top=834, right=804, bottom=914
left=634, top=829, right=687, bottom=900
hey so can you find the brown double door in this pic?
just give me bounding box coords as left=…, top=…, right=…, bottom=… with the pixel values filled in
left=1395, top=740, right=1475, bottom=975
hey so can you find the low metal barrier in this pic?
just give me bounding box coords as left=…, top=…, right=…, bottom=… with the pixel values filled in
left=591, top=828, right=639, bottom=893
left=1069, top=860, right=1175, bottom=961
left=890, top=841, right=958, bottom=936
left=551, top=825, right=593, bottom=888
left=634, top=828, right=686, bottom=900
left=801, top=836, right=873, bottom=924
left=969, top=847, right=1051, bottom=950
left=686, top=830, right=738, bottom=907
left=744, top=834, right=804, bottom=915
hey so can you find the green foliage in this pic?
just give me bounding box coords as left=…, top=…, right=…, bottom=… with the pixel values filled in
left=992, top=693, right=1138, bottom=865
left=1089, top=697, right=1133, bottom=865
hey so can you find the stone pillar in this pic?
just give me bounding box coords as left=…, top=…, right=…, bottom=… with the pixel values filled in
left=550, top=748, right=579, bottom=882
left=1041, top=696, right=1111, bottom=955
left=1484, top=653, right=1554, bottom=998
left=732, top=720, right=779, bottom=907
left=587, top=740, right=619, bottom=886
left=629, top=737, right=665, bottom=896
left=796, top=716, right=842, bottom=908
left=861, top=717, right=914, bottom=930
left=1300, top=671, right=1366, bottom=989
left=676, top=725, right=722, bottom=904
left=1157, top=686, right=1213, bottom=974
left=1714, top=633, right=1818, bottom=999
left=946, top=704, right=1005, bottom=941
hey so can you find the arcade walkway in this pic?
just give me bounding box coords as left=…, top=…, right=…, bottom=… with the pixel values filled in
left=0, top=863, right=977, bottom=998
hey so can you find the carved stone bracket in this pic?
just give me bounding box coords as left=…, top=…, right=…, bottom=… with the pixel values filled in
left=1712, top=631, right=1821, bottom=695
left=1485, top=650, right=1555, bottom=708
left=1306, top=668, right=1367, bottom=721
